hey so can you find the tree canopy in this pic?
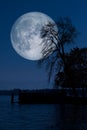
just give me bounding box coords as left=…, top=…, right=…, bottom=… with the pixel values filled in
left=55, top=48, right=87, bottom=88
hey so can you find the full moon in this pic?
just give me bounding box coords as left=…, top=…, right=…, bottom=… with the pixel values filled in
left=11, top=12, right=58, bottom=60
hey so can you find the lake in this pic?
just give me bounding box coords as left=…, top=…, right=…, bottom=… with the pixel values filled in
left=0, top=95, right=87, bottom=130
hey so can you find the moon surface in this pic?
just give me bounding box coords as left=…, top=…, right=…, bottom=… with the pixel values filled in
left=10, top=12, right=58, bottom=60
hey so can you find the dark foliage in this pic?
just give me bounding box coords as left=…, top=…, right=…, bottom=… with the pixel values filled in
left=55, top=48, right=87, bottom=89
left=39, top=17, right=87, bottom=96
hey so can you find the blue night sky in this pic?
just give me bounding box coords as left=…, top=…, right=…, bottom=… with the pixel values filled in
left=0, top=0, right=87, bottom=90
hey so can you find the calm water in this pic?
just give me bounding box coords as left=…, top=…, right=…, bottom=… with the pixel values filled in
left=0, top=96, right=87, bottom=130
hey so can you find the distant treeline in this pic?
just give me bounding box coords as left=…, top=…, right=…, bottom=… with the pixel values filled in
left=0, top=89, right=21, bottom=95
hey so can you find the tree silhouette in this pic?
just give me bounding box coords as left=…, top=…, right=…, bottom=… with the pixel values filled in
left=41, top=17, right=78, bottom=61
left=55, top=48, right=87, bottom=96
left=39, top=17, right=87, bottom=96
left=39, top=17, right=78, bottom=82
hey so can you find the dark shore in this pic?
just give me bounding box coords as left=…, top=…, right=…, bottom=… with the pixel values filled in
left=18, top=89, right=87, bottom=104
left=1, top=89, right=87, bottom=104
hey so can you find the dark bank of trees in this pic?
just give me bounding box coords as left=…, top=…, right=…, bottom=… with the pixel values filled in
left=55, top=47, right=87, bottom=96
left=39, top=17, right=87, bottom=96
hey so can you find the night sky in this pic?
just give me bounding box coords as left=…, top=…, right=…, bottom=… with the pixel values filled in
left=0, top=0, right=87, bottom=90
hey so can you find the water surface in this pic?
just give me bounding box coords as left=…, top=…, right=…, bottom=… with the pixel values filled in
left=0, top=95, right=87, bottom=130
